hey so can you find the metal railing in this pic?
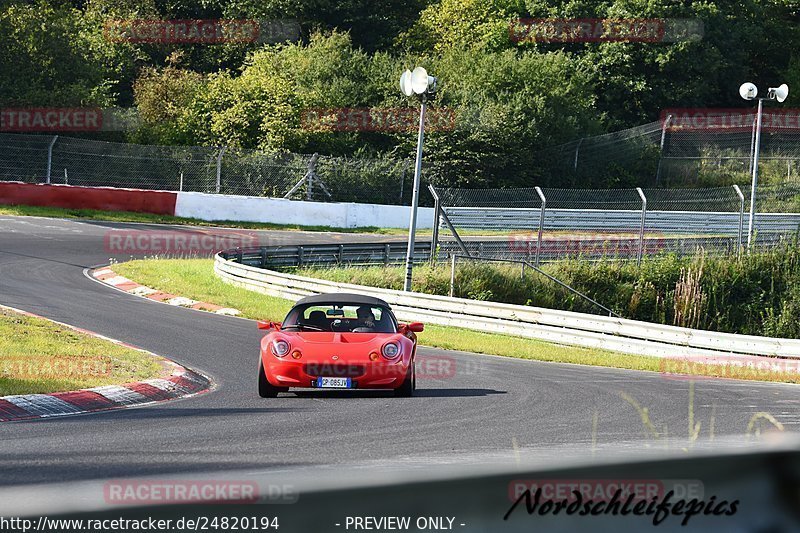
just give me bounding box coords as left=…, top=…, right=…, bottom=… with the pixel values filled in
left=220, top=242, right=432, bottom=269
left=431, top=184, right=800, bottom=263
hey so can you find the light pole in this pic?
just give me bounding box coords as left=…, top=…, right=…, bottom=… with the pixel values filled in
left=739, top=82, right=789, bottom=249
left=400, top=67, right=437, bottom=291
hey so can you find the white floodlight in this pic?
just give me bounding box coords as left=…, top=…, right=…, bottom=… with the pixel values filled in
left=739, top=82, right=758, bottom=101
left=399, top=69, right=413, bottom=97
left=411, top=67, right=436, bottom=95
left=740, top=81, right=788, bottom=250
left=398, top=66, right=438, bottom=291
left=769, top=83, right=789, bottom=103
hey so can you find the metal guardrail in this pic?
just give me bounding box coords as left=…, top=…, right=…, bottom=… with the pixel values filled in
left=442, top=207, right=800, bottom=234
left=220, top=242, right=431, bottom=268
left=214, top=251, right=800, bottom=360
left=437, top=233, right=795, bottom=263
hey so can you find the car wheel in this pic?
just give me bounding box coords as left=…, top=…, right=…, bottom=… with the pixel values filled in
left=394, top=363, right=415, bottom=397
left=259, top=359, right=287, bottom=398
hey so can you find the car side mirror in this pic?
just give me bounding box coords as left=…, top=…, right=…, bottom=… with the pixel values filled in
left=257, top=320, right=281, bottom=331
left=400, top=322, right=424, bottom=333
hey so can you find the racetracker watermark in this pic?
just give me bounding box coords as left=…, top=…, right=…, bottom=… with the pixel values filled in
left=103, top=19, right=300, bottom=44
left=103, top=480, right=296, bottom=505
left=0, top=108, right=138, bottom=132
left=300, top=107, right=456, bottom=133
left=505, top=479, right=738, bottom=526
left=302, top=356, right=481, bottom=380
left=510, top=18, right=703, bottom=43
left=0, top=354, right=111, bottom=379
left=416, top=354, right=485, bottom=380
left=507, top=232, right=666, bottom=258
left=661, top=108, right=800, bottom=132
left=104, top=230, right=261, bottom=256
left=660, top=355, right=800, bottom=382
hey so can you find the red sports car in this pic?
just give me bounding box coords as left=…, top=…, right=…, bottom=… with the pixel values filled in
left=257, top=293, right=423, bottom=397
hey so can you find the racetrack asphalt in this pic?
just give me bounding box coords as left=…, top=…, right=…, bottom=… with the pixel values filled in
left=2, top=215, right=800, bottom=487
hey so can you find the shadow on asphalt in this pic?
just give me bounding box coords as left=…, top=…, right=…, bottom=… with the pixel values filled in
left=290, top=388, right=506, bottom=399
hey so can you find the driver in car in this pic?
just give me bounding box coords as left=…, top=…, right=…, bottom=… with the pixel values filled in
left=355, top=306, right=376, bottom=331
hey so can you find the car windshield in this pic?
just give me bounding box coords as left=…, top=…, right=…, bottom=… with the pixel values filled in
left=282, top=303, right=397, bottom=333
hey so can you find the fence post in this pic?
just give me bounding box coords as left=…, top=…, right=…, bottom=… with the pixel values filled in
left=449, top=254, right=456, bottom=298
left=534, top=186, right=546, bottom=267
left=655, top=114, right=671, bottom=186
left=64, top=168, right=68, bottom=185
left=748, top=117, right=757, bottom=175
left=573, top=138, right=583, bottom=171
left=215, top=146, right=227, bottom=194
left=384, top=243, right=391, bottom=266
left=46, top=136, right=58, bottom=184
left=399, top=162, right=407, bottom=204
left=636, top=187, right=647, bottom=265
left=306, top=154, right=318, bottom=201
left=428, top=184, right=442, bottom=265
left=733, top=184, right=745, bottom=255
left=179, top=171, right=184, bottom=192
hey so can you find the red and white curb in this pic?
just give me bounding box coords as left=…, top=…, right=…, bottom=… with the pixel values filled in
left=0, top=304, right=212, bottom=422
left=92, top=267, right=240, bottom=316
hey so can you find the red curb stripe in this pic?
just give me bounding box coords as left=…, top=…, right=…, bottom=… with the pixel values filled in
left=147, top=292, right=178, bottom=302
left=191, top=302, right=224, bottom=311
left=116, top=281, right=140, bottom=291
left=0, top=399, right=31, bottom=421
left=169, top=374, right=207, bottom=393
left=125, top=382, right=177, bottom=401
left=54, top=390, right=118, bottom=411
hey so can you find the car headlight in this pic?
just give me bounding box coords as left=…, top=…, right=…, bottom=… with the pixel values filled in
left=271, top=339, right=291, bottom=357
left=382, top=342, right=400, bottom=359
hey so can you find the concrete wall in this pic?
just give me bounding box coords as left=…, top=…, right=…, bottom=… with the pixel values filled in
left=174, top=191, right=435, bottom=229
left=0, top=182, right=177, bottom=215
left=0, top=182, right=433, bottom=229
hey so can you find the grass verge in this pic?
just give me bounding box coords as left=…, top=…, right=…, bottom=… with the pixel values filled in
left=112, top=258, right=800, bottom=384
left=0, top=308, right=163, bottom=396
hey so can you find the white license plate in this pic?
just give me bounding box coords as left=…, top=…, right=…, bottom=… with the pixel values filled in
left=316, top=377, right=352, bottom=389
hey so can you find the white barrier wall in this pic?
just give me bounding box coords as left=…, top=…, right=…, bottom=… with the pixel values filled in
left=175, top=191, right=435, bottom=229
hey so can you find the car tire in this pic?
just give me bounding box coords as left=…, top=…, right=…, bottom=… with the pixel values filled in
left=259, top=359, right=287, bottom=398
left=394, top=362, right=415, bottom=397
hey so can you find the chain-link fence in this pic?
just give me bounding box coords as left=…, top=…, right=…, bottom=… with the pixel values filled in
left=544, top=115, right=800, bottom=188
left=431, top=183, right=800, bottom=263
left=0, top=133, right=410, bottom=205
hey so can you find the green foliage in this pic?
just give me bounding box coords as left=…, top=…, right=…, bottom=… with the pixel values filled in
left=2, top=0, right=799, bottom=188
left=0, top=0, right=139, bottom=106
left=398, top=0, right=526, bottom=53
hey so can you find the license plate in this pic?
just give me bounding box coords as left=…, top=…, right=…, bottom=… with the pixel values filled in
left=316, top=377, right=352, bottom=389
